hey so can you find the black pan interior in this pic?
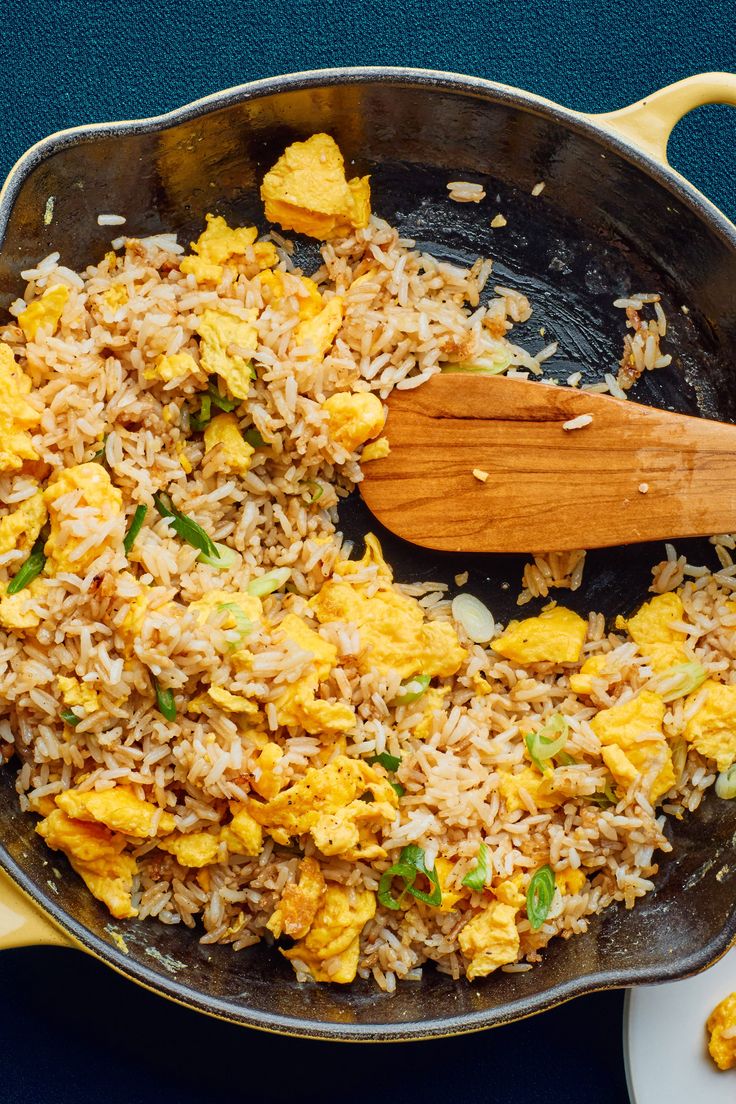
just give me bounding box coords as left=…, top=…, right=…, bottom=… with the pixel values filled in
left=1, top=73, right=735, bottom=1038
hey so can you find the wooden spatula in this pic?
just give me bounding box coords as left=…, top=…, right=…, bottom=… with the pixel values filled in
left=358, top=373, right=736, bottom=553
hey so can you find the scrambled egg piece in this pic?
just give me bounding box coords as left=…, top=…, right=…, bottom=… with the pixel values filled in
left=246, top=755, right=398, bottom=860
left=206, top=685, right=259, bottom=715
left=180, top=255, right=224, bottom=283
left=310, top=536, right=466, bottom=680
left=190, top=589, right=262, bottom=627
left=472, top=673, right=493, bottom=696
left=18, top=284, right=69, bottom=341
left=267, top=856, right=326, bottom=938
left=159, top=830, right=220, bottom=868
left=56, top=785, right=176, bottom=838
left=413, top=688, right=449, bottom=740
left=493, top=606, right=587, bottom=665
left=261, top=133, right=371, bottom=240
left=203, top=413, right=254, bottom=475
left=0, top=344, right=42, bottom=471
left=275, top=613, right=356, bottom=735
left=196, top=309, right=258, bottom=400
left=293, top=297, right=344, bottom=360
left=435, top=856, right=467, bottom=912
left=220, top=806, right=263, bottom=857
left=616, top=592, right=689, bottom=672
left=251, top=742, right=284, bottom=799
left=707, top=992, right=736, bottom=1071
left=684, top=680, right=736, bottom=771
left=569, top=654, right=608, bottom=695
left=0, top=490, right=46, bottom=555
left=57, top=676, right=99, bottom=715
left=101, top=285, right=128, bottom=310
left=498, top=767, right=563, bottom=813
left=458, top=901, right=520, bottom=980
left=556, top=868, right=586, bottom=895
left=296, top=276, right=324, bottom=319
left=44, top=463, right=123, bottom=574
left=590, top=690, right=675, bottom=802
left=37, top=809, right=137, bottom=919
left=146, top=351, right=202, bottom=383
left=494, top=875, right=526, bottom=909
left=361, top=436, right=390, bottom=462
left=282, top=884, right=376, bottom=983
left=0, top=579, right=43, bottom=630
left=322, top=390, right=385, bottom=452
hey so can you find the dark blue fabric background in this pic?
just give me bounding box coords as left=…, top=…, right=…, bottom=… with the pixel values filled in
left=1, top=2, right=734, bottom=1102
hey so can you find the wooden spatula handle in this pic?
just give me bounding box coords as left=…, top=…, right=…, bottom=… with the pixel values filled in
left=359, top=375, right=736, bottom=553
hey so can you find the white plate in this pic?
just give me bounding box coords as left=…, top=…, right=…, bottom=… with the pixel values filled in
left=625, top=947, right=736, bottom=1103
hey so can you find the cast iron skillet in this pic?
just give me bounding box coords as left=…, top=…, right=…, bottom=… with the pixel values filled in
left=1, top=67, right=736, bottom=1041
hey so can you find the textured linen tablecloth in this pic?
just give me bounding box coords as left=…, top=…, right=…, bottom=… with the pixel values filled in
left=0, top=2, right=734, bottom=1101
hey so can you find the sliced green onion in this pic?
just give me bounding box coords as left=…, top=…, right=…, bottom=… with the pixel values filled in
left=589, top=781, right=618, bottom=808
left=153, top=491, right=218, bottom=560
left=451, top=593, right=495, bottom=644
left=555, top=750, right=577, bottom=767
left=303, top=480, right=324, bottom=503
left=526, top=864, right=556, bottom=931
left=92, top=433, right=109, bottom=464
left=390, top=781, right=406, bottom=799
left=244, top=428, right=266, bottom=449
left=217, top=602, right=254, bottom=648
left=207, top=377, right=237, bottom=412
left=368, top=752, right=401, bottom=773
left=247, top=567, right=291, bottom=597
left=151, top=673, right=176, bottom=721
left=7, top=527, right=48, bottom=595
left=393, top=674, right=431, bottom=706
left=441, top=352, right=512, bottom=375
left=525, top=715, right=569, bottom=773
left=658, top=661, right=707, bottom=703
left=197, top=541, right=237, bottom=570
left=462, top=842, right=491, bottom=891
left=378, top=844, right=442, bottom=910
left=60, top=708, right=82, bottom=727
left=123, top=505, right=147, bottom=555
left=715, top=764, right=736, bottom=800
left=190, top=392, right=212, bottom=431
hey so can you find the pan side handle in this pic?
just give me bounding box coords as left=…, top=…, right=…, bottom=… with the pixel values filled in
left=590, top=72, right=736, bottom=166
left=0, top=865, right=74, bottom=949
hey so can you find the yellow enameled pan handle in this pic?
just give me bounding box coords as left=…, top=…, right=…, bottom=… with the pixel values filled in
left=590, top=71, right=736, bottom=165
left=0, top=866, right=72, bottom=950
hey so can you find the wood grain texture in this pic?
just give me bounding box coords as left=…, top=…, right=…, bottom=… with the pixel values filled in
left=359, top=374, right=736, bottom=552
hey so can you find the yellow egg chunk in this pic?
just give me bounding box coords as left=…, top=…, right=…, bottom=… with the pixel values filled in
left=220, top=806, right=263, bottom=857
left=0, top=491, right=47, bottom=555
left=494, top=875, right=526, bottom=909
left=282, top=884, right=376, bottom=983
left=492, top=607, right=587, bottom=665
left=56, top=785, right=176, bottom=838
left=180, top=256, right=224, bottom=283
left=159, top=831, right=220, bottom=868
left=246, top=755, right=398, bottom=860
left=707, top=992, right=736, bottom=1070
left=44, top=463, right=123, bottom=574
left=0, top=344, right=42, bottom=471
left=36, top=808, right=138, bottom=919
left=361, top=436, right=391, bottom=462
left=590, top=690, right=675, bottom=802
left=322, top=390, right=385, bottom=452
left=412, top=688, right=449, bottom=741
left=293, top=297, right=344, bottom=360
left=0, top=580, right=44, bottom=630
left=274, top=612, right=357, bottom=735
left=101, top=285, right=128, bottom=310
left=196, top=309, right=258, bottom=400
left=297, top=276, right=323, bottom=319
left=250, top=742, right=284, bottom=799
left=555, top=868, right=586, bottom=895
left=267, top=856, right=326, bottom=938
left=18, top=284, right=69, bottom=341
left=458, top=901, right=520, bottom=980
left=207, top=685, right=259, bottom=715
left=435, top=856, right=468, bottom=913
left=497, top=767, right=563, bottom=813
left=569, top=654, right=608, bottom=695
left=181, top=213, right=260, bottom=284
left=57, top=676, right=99, bottom=714
left=189, top=589, right=262, bottom=626
left=203, top=413, right=255, bottom=475
left=261, top=133, right=371, bottom=240
left=615, top=592, right=689, bottom=671
left=146, top=351, right=202, bottom=383
left=684, top=680, right=736, bottom=771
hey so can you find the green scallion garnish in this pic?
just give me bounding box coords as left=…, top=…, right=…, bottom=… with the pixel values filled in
left=197, top=542, right=237, bottom=570
left=589, top=781, right=618, bottom=808
left=378, top=844, right=442, bottom=910
left=92, top=433, right=110, bottom=464
left=658, top=661, right=707, bottom=703
left=7, top=526, right=48, bottom=595
left=207, top=377, right=237, bottom=412
left=246, top=567, right=291, bottom=597
left=244, top=427, right=266, bottom=449
left=461, top=842, right=491, bottom=891
left=190, top=392, right=212, bottom=432
left=716, top=763, right=736, bottom=800
left=303, top=480, right=324, bottom=503
left=525, top=714, right=569, bottom=773
left=151, top=673, right=176, bottom=721
left=368, top=752, right=401, bottom=773
left=526, top=865, right=556, bottom=931
left=123, top=505, right=148, bottom=555
left=60, top=708, right=82, bottom=727
left=393, top=674, right=431, bottom=706
left=217, top=602, right=254, bottom=648
left=152, top=491, right=218, bottom=560
left=390, top=781, right=406, bottom=799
